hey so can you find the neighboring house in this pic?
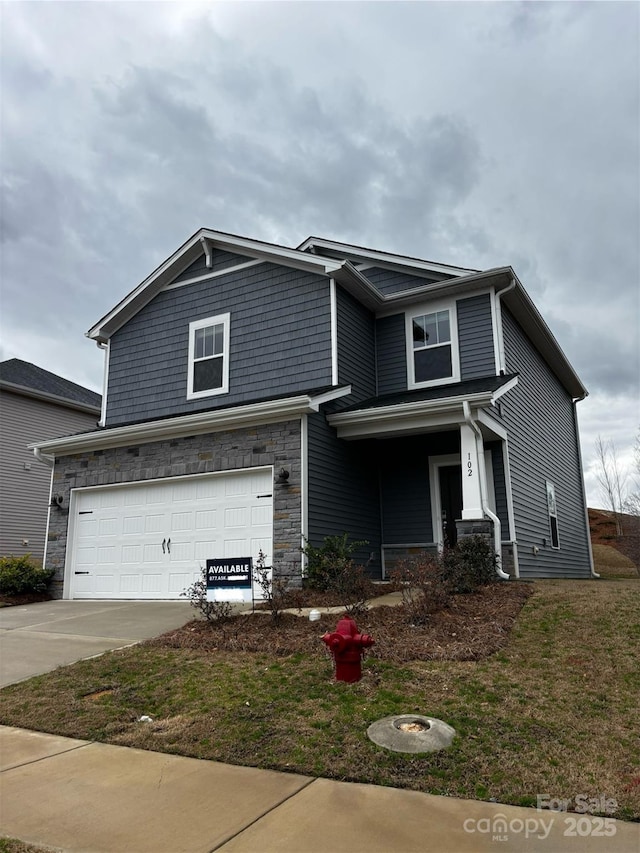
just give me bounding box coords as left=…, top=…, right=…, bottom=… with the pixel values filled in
left=32, top=229, right=594, bottom=600
left=0, top=359, right=101, bottom=562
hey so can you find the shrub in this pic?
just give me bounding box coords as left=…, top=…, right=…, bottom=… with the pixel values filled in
left=253, top=549, right=290, bottom=623
left=390, top=552, right=450, bottom=624
left=330, top=560, right=375, bottom=616
left=0, top=555, right=54, bottom=595
left=301, top=533, right=368, bottom=592
left=441, top=535, right=498, bottom=594
left=181, top=565, right=233, bottom=624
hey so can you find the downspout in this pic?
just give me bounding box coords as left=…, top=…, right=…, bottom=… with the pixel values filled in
left=494, top=276, right=516, bottom=374
left=34, top=447, right=54, bottom=468
left=463, top=401, right=510, bottom=580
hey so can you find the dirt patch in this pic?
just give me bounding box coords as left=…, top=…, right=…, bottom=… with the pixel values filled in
left=153, top=581, right=533, bottom=663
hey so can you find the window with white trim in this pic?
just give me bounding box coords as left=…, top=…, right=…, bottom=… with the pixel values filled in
left=187, top=313, right=230, bottom=399
left=546, top=480, right=560, bottom=549
left=406, top=302, right=459, bottom=388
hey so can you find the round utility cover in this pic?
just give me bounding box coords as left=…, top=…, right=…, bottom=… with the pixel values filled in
left=367, top=714, right=456, bottom=753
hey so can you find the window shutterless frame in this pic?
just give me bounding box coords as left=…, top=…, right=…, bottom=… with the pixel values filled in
left=187, top=313, right=230, bottom=400
left=546, top=480, right=560, bottom=549
left=405, top=299, right=460, bottom=389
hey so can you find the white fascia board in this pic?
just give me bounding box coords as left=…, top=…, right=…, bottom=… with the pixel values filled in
left=296, top=237, right=478, bottom=277
left=499, top=273, right=587, bottom=400
left=327, top=392, right=498, bottom=439
left=374, top=275, right=508, bottom=318
left=30, top=387, right=353, bottom=457
left=87, top=229, right=344, bottom=343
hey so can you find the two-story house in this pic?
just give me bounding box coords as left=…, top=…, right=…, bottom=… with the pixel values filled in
left=0, top=359, right=101, bottom=563
left=32, top=229, right=594, bottom=600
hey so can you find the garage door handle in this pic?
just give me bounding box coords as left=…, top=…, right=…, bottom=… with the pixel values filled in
left=167, top=538, right=171, bottom=554
left=74, top=571, right=90, bottom=575
left=162, top=538, right=166, bottom=554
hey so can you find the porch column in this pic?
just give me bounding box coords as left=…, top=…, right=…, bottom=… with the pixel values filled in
left=459, top=423, right=484, bottom=519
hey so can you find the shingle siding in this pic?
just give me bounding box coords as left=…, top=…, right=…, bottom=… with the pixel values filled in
left=172, top=249, right=254, bottom=283
left=501, top=307, right=591, bottom=577
left=363, top=266, right=442, bottom=296
left=106, top=262, right=332, bottom=426
left=457, top=293, right=496, bottom=380
left=336, top=286, right=376, bottom=403
left=376, top=314, right=407, bottom=395
left=306, top=410, right=382, bottom=576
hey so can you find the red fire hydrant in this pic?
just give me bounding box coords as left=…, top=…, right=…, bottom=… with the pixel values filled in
left=322, top=615, right=375, bottom=683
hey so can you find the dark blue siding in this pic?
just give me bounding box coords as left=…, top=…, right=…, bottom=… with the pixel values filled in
left=107, top=263, right=332, bottom=425
left=501, top=307, right=591, bottom=577
left=364, top=266, right=442, bottom=295
left=457, top=293, right=496, bottom=379
left=376, top=314, right=407, bottom=395
left=307, top=410, right=382, bottom=576
left=336, top=286, right=376, bottom=403
left=173, top=249, right=253, bottom=283
left=378, top=432, right=460, bottom=544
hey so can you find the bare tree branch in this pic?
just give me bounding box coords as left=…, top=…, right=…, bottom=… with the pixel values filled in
left=594, top=435, right=629, bottom=534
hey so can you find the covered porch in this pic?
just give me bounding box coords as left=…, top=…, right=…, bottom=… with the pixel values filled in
left=327, top=376, right=518, bottom=577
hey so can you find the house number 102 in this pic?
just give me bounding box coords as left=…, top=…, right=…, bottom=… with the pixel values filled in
left=467, top=453, right=473, bottom=477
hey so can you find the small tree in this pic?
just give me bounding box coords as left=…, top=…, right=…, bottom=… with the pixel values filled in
left=595, top=435, right=629, bottom=535
left=252, top=549, right=289, bottom=623
left=624, top=428, right=640, bottom=516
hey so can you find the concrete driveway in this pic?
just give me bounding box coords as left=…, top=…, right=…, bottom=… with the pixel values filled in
left=0, top=600, right=193, bottom=687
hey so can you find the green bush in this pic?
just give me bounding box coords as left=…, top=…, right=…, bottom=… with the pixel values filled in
left=441, top=535, right=498, bottom=594
left=301, top=533, right=369, bottom=592
left=0, top=555, right=54, bottom=595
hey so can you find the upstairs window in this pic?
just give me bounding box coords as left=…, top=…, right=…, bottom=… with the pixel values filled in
left=406, top=303, right=459, bottom=388
left=187, top=313, right=230, bottom=399
left=546, top=480, right=560, bottom=549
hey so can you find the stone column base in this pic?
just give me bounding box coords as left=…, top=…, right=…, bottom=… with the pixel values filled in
left=455, top=518, right=493, bottom=543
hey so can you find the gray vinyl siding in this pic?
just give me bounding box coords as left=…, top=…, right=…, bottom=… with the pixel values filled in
left=172, top=249, right=253, bottom=283
left=376, top=314, right=407, bottom=395
left=106, top=262, right=332, bottom=426
left=336, top=286, right=376, bottom=404
left=501, top=307, right=591, bottom=577
left=486, top=440, right=510, bottom=538
left=306, top=409, right=382, bottom=576
left=364, top=266, right=441, bottom=296
left=456, top=293, right=497, bottom=380
left=378, top=432, right=460, bottom=544
left=0, top=391, right=99, bottom=561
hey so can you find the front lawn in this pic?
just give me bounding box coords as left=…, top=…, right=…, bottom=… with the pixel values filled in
left=1, top=579, right=638, bottom=819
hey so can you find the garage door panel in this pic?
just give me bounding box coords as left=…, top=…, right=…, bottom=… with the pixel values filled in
left=122, top=515, right=144, bottom=535
left=170, top=512, right=193, bottom=532
left=70, top=468, right=273, bottom=599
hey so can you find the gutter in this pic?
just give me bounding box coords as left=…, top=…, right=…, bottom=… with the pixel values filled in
left=463, top=401, right=510, bottom=580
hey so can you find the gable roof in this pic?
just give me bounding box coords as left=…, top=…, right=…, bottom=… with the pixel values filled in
left=85, top=228, right=586, bottom=400
left=0, top=359, right=101, bottom=413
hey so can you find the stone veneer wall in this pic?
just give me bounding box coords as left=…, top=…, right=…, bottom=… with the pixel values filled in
left=46, top=420, right=301, bottom=598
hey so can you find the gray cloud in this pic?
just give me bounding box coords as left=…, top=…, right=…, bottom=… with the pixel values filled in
left=1, top=1, right=638, bottom=505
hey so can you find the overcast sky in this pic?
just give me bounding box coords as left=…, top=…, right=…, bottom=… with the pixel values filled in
left=1, top=1, right=638, bottom=507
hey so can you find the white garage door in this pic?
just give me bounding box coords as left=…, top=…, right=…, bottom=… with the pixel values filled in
left=68, top=468, right=273, bottom=600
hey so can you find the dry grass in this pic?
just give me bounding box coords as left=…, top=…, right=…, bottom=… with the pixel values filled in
left=592, top=544, right=638, bottom=578
left=0, top=840, right=59, bottom=853
left=1, top=579, right=638, bottom=820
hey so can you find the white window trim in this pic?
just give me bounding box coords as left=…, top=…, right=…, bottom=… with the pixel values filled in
left=405, top=299, right=460, bottom=390
left=187, top=313, right=230, bottom=400
left=546, top=479, right=561, bottom=550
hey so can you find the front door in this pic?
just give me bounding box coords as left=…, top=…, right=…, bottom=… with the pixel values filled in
left=439, top=465, right=462, bottom=548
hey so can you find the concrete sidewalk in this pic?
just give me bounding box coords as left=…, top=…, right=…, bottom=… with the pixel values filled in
left=1, top=726, right=638, bottom=853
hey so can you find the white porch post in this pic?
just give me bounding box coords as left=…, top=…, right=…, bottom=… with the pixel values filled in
left=460, top=423, right=484, bottom=519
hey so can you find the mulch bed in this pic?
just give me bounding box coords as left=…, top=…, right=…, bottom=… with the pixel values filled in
left=152, top=581, right=534, bottom=663
left=0, top=592, right=53, bottom=606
